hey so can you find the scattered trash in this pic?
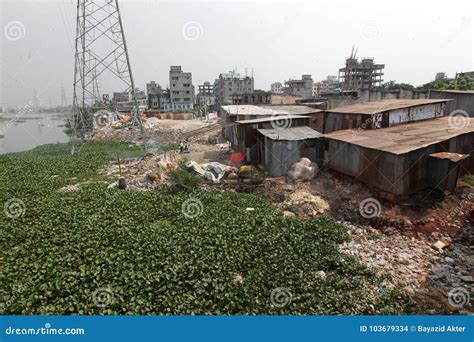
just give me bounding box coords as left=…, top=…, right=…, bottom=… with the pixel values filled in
left=432, top=240, right=449, bottom=250
left=107, top=182, right=118, bottom=189
left=230, top=152, right=246, bottom=166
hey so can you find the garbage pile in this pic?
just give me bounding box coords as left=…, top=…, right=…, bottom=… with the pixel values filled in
left=185, top=160, right=238, bottom=183
left=287, top=157, right=319, bottom=181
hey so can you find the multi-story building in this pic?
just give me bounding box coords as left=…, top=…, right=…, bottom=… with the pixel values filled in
left=338, top=57, right=384, bottom=90
left=283, top=75, right=313, bottom=99
left=271, top=82, right=284, bottom=93
left=313, top=75, right=339, bottom=97
left=196, top=81, right=216, bottom=111
left=146, top=81, right=171, bottom=110
left=146, top=81, right=161, bottom=109
left=214, top=71, right=254, bottom=107
left=166, top=66, right=194, bottom=111
left=455, top=71, right=474, bottom=80
left=113, top=89, right=147, bottom=111
left=435, top=72, right=447, bottom=81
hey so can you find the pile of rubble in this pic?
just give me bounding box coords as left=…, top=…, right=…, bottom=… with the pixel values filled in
left=279, top=190, right=329, bottom=218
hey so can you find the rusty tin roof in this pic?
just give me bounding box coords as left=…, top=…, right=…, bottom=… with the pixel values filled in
left=325, top=99, right=451, bottom=115
left=325, top=117, right=474, bottom=155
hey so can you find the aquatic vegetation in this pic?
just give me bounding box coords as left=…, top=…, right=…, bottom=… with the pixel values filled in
left=0, top=141, right=408, bottom=315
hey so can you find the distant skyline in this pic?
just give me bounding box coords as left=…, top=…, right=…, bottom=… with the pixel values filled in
left=1, top=0, right=473, bottom=107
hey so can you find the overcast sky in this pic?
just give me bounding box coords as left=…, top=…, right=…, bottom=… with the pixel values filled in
left=1, top=0, right=473, bottom=107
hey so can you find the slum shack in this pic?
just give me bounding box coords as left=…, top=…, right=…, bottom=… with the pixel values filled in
left=220, top=105, right=323, bottom=142
left=234, top=115, right=309, bottom=161
left=257, top=126, right=324, bottom=177
left=323, top=99, right=450, bottom=133
left=429, top=89, right=474, bottom=117
left=325, top=116, right=473, bottom=201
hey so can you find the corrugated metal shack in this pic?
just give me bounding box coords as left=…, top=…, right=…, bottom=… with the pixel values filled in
left=234, top=115, right=310, bottom=162
left=220, top=105, right=323, bottom=142
left=258, top=126, right=324, bottom=177
left=325, top=117, right=473, bottom=200
left=429, top=90, right=474, bottom=117
left=323, top=99, right=450, bottom=133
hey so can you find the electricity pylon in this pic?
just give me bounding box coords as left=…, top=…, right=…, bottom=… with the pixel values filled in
left=72, top=0, right=143, bottom=133
left=61, top=85, right=67, bottom=107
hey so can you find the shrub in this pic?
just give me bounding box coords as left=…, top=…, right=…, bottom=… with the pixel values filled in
left=168, top=157, right=201, bottom=190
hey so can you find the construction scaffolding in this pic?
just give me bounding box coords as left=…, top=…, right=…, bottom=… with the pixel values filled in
left=338, top=47, right=384, bottom=90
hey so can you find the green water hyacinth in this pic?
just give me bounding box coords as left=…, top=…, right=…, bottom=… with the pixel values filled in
left=0, top=141, right=409, bottom=315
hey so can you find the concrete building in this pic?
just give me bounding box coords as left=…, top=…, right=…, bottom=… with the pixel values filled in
left=338, top=57, right=384, bottom=92
left=167, top=66, right=194, bottom=111
left=325, top=117, right=473, bottom=200
left=232, top=92, right=302, bottom=105
left=146, top=81, right=162, bottom=109
left=196, top=81, right=216, bottom=112
left=314, top=75, right=339, bottom=97
left=429, top=90, right=474, bottom=117
left=284, top=75, right=313, bottom=99
left=456, top=71, right=474, bottom=80
left=435, top=72, right=448, bottom=81
left=271, top=82, right=284, bottom=93
left=323, top=99, right=449, bottom=134
left=113, top=89, right=147, bottom=111
left=214, top=71, right=254, bottom=107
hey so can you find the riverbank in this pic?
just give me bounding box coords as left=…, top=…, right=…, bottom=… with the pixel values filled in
left=0, top=141, right=409, bottom=315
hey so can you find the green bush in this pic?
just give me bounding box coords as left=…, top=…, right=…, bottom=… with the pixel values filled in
left=168, top=157, right=202, bottom=190
left=464, top=175, right=474, bottom=186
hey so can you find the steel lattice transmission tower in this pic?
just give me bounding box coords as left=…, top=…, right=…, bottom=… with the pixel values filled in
left=72, top=0, right=143, bottom=132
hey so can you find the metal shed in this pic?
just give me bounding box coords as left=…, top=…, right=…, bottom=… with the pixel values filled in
left=325, top=117, right=474, bottom=200
left=323, top=99, right=450, bottom=133
left=429, top=90, right=474, bottom=117
left=220, top=105, right=323, bottom=142
left=234, top=115, right=309, bottom=162
left=258, top=126, right=324, bottom=177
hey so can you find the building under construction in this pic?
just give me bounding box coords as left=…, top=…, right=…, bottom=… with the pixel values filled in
left=338, top=48, right=384, bottom=90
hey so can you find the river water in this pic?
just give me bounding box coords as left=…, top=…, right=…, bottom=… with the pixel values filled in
left=0, top=113, right=70, bottom=155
